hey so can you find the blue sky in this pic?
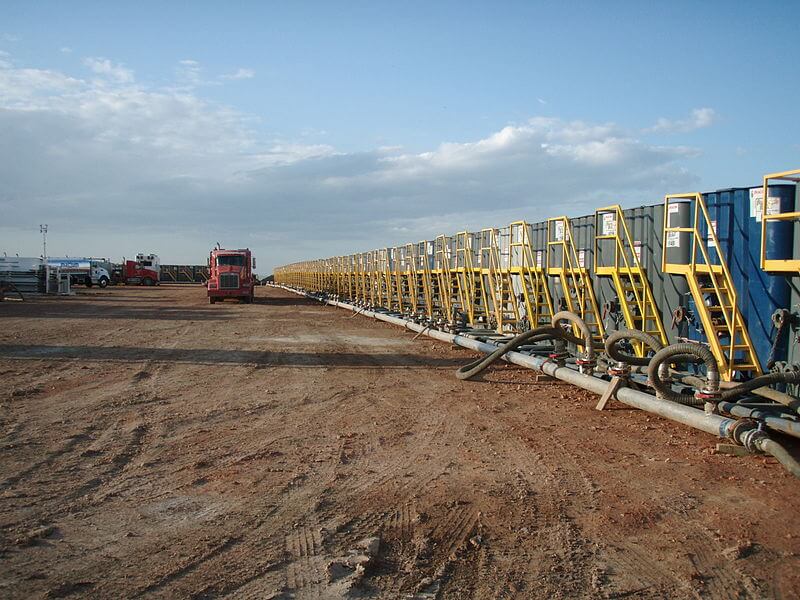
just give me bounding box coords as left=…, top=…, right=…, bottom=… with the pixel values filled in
left=1, top=1, right=797, bottom=271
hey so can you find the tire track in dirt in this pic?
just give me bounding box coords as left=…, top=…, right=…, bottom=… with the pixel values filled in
left=284, top=521, right=328, bottom=596
left=0, top=425, right=96, bottom=491
left=130, top=536, right=243, bottom=597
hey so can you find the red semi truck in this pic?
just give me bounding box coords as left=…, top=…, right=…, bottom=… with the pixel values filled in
left=207, top=247, right=256, bottom=304
left=110, top=253, right=161, bottom=286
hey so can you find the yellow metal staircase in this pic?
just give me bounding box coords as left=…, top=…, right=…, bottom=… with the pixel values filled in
left=481, top=227, right=521, bottom=332
left=509, top=220, right=553, bottom=328
left=455, top=231, right=489, bottom=326
left=434, top=235, right=458, bottom=321
left=414, top=241, right=434, bottom=319
left=594, top=205, right=668, bottom=353
left=662, top=193, right=762, bottom=380
left=547, top=216, right=605, bottom=344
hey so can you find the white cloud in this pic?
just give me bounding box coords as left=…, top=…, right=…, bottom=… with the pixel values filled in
left=0, top=52, right=700, bottom=271
left=82, top=56, right=134, bottom=83
left=175, top=59, right=203, bottom=86
left=60, top=47, right=73, bottom=54
left=221, top=67, right=255, bottom=80
left=647, top=107, right=717, bottom=133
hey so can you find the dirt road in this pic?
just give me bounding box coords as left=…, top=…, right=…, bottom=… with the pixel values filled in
left=0, top=285, right=798, bottom=599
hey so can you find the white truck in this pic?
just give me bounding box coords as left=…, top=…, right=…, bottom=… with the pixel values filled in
left=48, top=258, right=112, bottom=288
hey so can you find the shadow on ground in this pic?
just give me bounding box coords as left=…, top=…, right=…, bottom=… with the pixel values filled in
left=0, top=344, right=467, bottom=368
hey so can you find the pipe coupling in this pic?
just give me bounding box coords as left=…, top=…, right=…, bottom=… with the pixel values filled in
left=738, top=427, right=768, bottom=454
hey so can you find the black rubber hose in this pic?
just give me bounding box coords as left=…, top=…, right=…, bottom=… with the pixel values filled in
left=647, top=343, right=719, bottom=406
left=456, top=326, right=566, bottom=380
left=720, top=371, right=800, bottom=402
left=551, top=311, right=595, bottom=362
left=604, top=329, right=665, bottom=367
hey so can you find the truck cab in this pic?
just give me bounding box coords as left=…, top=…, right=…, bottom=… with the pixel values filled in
left=207, top=248, right=256, bottom=304
left=127, top=253, right=160, bottom=286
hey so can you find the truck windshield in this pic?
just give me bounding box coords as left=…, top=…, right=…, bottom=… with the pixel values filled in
left=217, top=255, right=245, bottom=267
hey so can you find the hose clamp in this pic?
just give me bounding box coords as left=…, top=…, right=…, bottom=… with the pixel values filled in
left=607, top=362, right=631, bottom=378
left=694, top=389, right=721, bottom=403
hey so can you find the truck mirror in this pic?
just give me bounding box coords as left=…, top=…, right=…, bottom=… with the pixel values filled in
left=252, top=258, right=256, bottom=269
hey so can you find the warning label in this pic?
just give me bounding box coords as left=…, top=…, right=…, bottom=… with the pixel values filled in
left=766, top=196, right=782, bottom=216
left=666, top=231, right=681, bottom=248
left=750, top=188, right=763, bottom=221
left=602, top=212, right=617, bottom=236
left=554, top=221, right=564, bottom=242
left=707, top=220, right=717, bottom=248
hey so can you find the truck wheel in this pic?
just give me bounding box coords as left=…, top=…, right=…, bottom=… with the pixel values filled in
left=98, top=276, right=109, bottom=288
left=209, top=297, right=216, bottom=304
left=143, top=277, right=154, bottom=286
left=85, top=278, right=93, bottom=288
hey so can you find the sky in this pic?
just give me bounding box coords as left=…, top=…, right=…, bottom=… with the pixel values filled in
left=1, top=1, right=797, bottom=273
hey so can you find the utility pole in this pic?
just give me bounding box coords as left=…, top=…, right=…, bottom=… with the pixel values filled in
left=40, top=224, right=49, bottom=292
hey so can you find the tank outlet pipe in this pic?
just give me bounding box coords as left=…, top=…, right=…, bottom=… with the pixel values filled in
left=270, top=285, right=800, bottom=478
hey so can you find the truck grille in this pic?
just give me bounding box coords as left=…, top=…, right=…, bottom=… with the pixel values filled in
left=219, top=273, right=239, bottom=289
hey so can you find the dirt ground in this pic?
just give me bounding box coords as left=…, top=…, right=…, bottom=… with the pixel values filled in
left=0, top=284, right=798, bottom=599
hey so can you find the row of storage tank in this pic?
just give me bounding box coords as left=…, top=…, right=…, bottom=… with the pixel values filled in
left=275, top=170, right=800, bottom=381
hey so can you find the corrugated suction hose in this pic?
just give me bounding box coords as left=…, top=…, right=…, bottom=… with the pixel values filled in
left=648, top=343, right=719, bottom=406
left=604, top=329, right=664, bottom=366
left=456, top=312, right=595, bottom=381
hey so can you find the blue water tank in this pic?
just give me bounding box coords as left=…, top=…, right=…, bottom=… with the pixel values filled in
left=744, top=185, right=794, bottom=367
left=698, top=191, right=742, bottom=361
left=701, top=186, right=793, bottom=370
